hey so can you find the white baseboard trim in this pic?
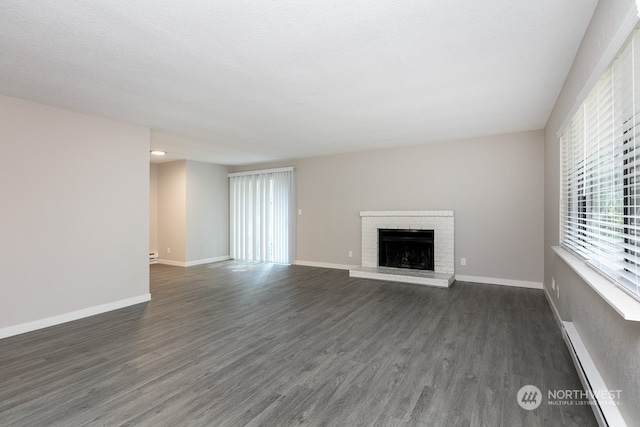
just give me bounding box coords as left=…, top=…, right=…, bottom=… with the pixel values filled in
left=157, top=259, right=184, bottom=267
left=562, top=322, right=627, bottom=427
left=0, top=293, right=151, bottom=340
left=157, top=256, right=230, bottom=267
left=294, top=260, right=359, bottom=271
left=455, top=275, right=543, bottom=289
left=185, top=256, right=230, bottom=267
left=543, top=285, right=626, bottom=426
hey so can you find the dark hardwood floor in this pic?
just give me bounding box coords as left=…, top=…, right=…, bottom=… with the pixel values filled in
left=0, top=262, right=596, bottom=426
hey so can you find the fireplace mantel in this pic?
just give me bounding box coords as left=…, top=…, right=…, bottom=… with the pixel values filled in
left=350, top=210, right=455, bottom=287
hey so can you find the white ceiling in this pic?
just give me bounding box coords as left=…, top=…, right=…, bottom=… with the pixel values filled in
left=0, top=0, right=597, bottom=165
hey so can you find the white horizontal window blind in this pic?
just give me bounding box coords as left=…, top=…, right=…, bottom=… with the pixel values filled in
left=229, top=168, right=294, bottom=264
left=561, top=28, right=640, bottom=300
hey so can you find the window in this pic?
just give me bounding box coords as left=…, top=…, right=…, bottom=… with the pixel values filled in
left=229, top=167, right=294, bottom=264
left=560, top=28, right=640, bottom=300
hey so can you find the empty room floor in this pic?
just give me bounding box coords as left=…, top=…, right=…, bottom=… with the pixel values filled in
left=0, top=262, right=596, bottom=426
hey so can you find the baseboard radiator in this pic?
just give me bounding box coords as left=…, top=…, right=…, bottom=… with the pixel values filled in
left=149, top=252, right=159, bottom=264
left=561, top=321, right=626, bottom=427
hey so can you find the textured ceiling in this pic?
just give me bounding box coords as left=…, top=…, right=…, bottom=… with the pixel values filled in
left=0, top=1, right=597, bottom=165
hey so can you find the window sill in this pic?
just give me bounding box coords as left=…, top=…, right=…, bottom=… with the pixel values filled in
left=552, top=246, right=640, bottom=322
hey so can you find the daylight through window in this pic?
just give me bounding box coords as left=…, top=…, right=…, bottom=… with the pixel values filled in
left=229, top=168, right=295, bottom=264
left=560, top=28, right=640, bottom=300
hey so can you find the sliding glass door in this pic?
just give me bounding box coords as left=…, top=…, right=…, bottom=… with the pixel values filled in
left=229, top=167, right=294, bottom=264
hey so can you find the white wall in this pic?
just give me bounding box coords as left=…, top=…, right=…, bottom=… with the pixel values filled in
left=150, top=163, right=158, bottom=254
left=185, top=160, right=229, bottom=263
left=232, top=130, right=544, bottom=286
left=0, top=95, right=150, bottom=335
left=156, top=159, right=229, bottom=266
left=157, top=160, right=187, bottom=263
left=544, top=0, right=640, bottom=424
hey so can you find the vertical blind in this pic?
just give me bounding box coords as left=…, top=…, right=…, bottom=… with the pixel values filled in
left=229, top=168, right=294, bottom=264
left=560, top=28, right=640, bottom=300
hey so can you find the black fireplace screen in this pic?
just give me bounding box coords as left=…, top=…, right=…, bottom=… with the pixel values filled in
left=378, top=229, right=434, bottom=270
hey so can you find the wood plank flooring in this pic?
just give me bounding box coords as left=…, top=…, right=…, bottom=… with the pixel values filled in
left=0, top=262, right=596, bottom=426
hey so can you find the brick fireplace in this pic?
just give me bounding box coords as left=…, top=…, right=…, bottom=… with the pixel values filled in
left=349, top=210, right=455, bottom=287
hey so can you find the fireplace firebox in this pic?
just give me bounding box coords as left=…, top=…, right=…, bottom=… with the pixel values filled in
left=378, top=229, right=434, bottom=271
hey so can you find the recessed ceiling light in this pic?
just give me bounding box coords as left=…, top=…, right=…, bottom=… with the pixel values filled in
left=150, top=150, right=167, bottom=156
